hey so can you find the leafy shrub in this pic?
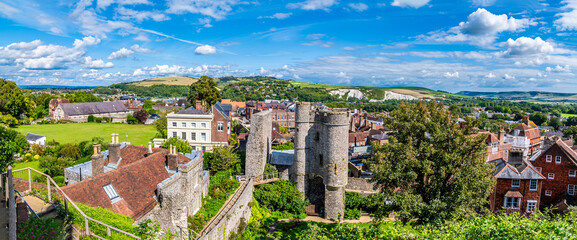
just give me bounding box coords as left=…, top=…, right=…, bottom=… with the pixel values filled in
left=53, top=176, right=65, bottom=187
left=272, top=141, right=294, bottom=150
left=17, top=217, right=66, bottom=239
left=160, top=137, right=193, bottom=153
left=59, top=143, right=80, bottom=159
left=344, top=208, right=360, bottom=220
left=254, top=180, right=308, bottom=216
left=39, top=156, right=74, bottom=177
left=204, top=146, right=240, bottom=172
left=87, top=115, right=95, bottom=122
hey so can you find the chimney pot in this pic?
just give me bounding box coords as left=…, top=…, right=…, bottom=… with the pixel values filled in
left=108, top=133, right=121, bottom=165
left=92, top=144, right=104, bottom=177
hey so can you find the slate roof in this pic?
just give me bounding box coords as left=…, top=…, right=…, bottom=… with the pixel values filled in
left=59, top=102, right=129, bottom=116
left=213, top=102, right=232, bottom=121
left=490, top=158, right=545, bottom=180
left=556, top=139, right=577, bottom=166
left=62, top=145, right=197, bottom=219
left=270, top=150, right=294, bottom=166
left=25, top=133, right=45, bottom=141
left=177, top=107, right=206, bottom=115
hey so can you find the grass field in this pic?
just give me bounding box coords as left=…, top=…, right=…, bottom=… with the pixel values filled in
left=562, top=113, right=577, bottom=118
left=130, top=76, right=198, bottom=86
left=14, top=123, right=157, bottom=146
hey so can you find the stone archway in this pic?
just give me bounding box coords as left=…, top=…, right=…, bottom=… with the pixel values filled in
left=307, top=176, right=325, bottom=216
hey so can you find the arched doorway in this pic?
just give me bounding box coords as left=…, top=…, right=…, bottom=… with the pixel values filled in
left=307, top=176, right=325, bottom=216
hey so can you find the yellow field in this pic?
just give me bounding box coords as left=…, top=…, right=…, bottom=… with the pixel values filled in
left=130, top=76, right=198, bottom=86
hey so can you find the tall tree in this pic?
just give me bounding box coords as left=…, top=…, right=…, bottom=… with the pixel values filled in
left=0, top=127, right=29, bottom=172
left=188, top=76, right=221, bottom=110
left=367, top=101, right=494, bottom=223
left=0, top=78, right=34, bottom=117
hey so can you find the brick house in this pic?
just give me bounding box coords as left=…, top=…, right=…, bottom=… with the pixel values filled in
left=489, top=153, right=545, bottom=213
left=531, top=139, right=577, bottom=210
left=212, top=102, right=232, bottom=145
left=477, top=129, right=512, bottom=162
left=63, top=134, right=208, bottom=238
left=512, top=116, right=542, bottom=155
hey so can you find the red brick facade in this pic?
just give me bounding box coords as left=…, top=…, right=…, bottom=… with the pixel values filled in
left=211, top=105, right=230, bottom=143
left=490, top=177, right=542, bottom=213
left=531, top=141, right=577, bottom=208
left=271, top=111, right=295, bottom=128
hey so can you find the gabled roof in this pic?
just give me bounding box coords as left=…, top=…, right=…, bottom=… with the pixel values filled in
left=59, top=102, right=128, bottom=116
left=177, top=107, right=206, bottom=115
left=555, top=139, right=577, bottom=167
left=62, top=145, right=197, bottom=219
left=490, top=158, right=545, bottom=180
left=25, top=133, right=45, bottom=141
left=213, top=102, right=231, bottom=121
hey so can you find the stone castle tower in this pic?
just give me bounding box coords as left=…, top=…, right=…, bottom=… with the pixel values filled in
left=292, top=102, right=349, bottom=220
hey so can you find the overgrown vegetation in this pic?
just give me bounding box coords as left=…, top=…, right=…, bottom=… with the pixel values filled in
left=17, top=217, right=67, bottom=239
left=253, top=180, right=308, bottom=218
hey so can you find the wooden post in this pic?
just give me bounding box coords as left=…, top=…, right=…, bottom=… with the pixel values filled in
left=64, top=199, right=68, bottom=216
left=107, top=226, right=111, bottom=236
left=47, top=176, right=51, bottom=202
left=85, top=217, right=90, bottom=235
left=28, top=168, right=32, bottom=192
left=4, top=174, right=7, bottom=204
left=8, top=166, right=16, bottom=240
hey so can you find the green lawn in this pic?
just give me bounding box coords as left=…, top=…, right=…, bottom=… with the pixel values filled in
left=13, top=123, right=157, bottom=146
left=562, top=113, right=577, bottom=118
left=13, top=161, right=40, bottom=171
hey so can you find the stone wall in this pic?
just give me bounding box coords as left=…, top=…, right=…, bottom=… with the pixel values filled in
left=345, top=177, right=378, bottom=196
left=245, top=111, right=272, bottom=177
left=198, top=180, right=254, bottom=240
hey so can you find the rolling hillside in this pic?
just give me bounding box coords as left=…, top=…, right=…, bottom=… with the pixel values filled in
left=128, top=76, right=198, bottom=86
left=458, top=91, right=577, bottom=103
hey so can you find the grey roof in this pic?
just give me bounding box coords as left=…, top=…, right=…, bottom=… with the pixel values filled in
left=269, top=150, right=294, bottom=166
left=59, top=102, right=128, bottom=116
left=26, top=133, right=45, bottom=141
left=213, top=102, right=231, bottom=121
left=177, top=107, right=206, bottom=115
left=491, top=158, right=545, bottom=180
left=372, top=132, right=389, bottom=140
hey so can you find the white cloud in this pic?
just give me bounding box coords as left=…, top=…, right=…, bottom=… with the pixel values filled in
left=258, top=12, right=293, bottom=20
left=306, top=34, right=326, bottom=40
left=444, top=71, right=459, bottom=78
left=302, top=41, right=334, bottom=47
left=108, top=48, right=134, bottom=59
left=130, top=44, right=153, bottom=53
left=348, top=3, right=368, bottom=12
left=485, top=72, right=496, bottom=78
left=425, top=8, right=535, bottom=47
left=74, top=10, right=134, bottom=38
left=73, top=36, right=101, bottom=48
left=501, top=37, right=554, bottom=57
left=131, top=64, right=249, bottom=77
left=503, top=74, right=515, bottom=79
left=166, top=0, right=242, bottom=20
left=84, top=57, right=114, bottom=68
left=0, top=2, right=21, bottom=18
left=287, top=0, right=338, bottom=11
left=194, top=45, right=217, bottom=55
left=555, top=0, right=577, bottom=31
left=471, top=0, right=496, bottom=7
left=116, top=7, right=170, bottom=22
left=546, top=65, right=571, bottom=73
left=97, top=0, right=152, bottom=9
left=391, top=0, right=430, bottom=8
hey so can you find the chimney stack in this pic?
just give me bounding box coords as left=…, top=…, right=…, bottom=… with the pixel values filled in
left=523, top=116, right=530, bottom=125
left=167, top=145, right=178, bottom=171
left=499, top=126, right=505, bottom=145
left=145, top=142, right=153, bottom=157
left=108, top=133, right=121, bottom=165
left=91, top=143, right=104, bottom=177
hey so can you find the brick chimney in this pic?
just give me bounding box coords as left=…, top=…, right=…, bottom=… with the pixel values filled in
left=91, top=143, right=104, bottom=177
left=108, top=133, right=121, bottom=165
left=499, top=126, right=505, bottom=145
left=167, top=145, right=178, bottom=171
left=350, top=116, right=355, bottom=132
left=522, top=116, right=530, bottom=125
left=195, top=101, right=206, bottom=112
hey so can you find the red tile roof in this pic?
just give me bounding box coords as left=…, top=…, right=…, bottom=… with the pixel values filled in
left=62, top=146, right=193, bottom=219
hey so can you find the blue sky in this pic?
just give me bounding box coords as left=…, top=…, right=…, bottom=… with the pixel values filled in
left=1, top=0, right=577, bottom=92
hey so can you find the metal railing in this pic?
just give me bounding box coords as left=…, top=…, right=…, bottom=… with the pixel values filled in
left=1, top=167, right=140, bottom=239
left=14, top=189, right=39, bottom=219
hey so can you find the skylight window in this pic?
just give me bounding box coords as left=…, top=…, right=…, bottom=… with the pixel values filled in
left=103, top=184, right=119, bottom=200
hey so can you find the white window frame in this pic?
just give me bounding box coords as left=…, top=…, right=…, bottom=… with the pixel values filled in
left=504, top=197, right=521, bottom=209
left=545, top=190, right=552, bottom=196
left=201, top=122, right=207, bottom=128
left=172, top=131, right=177, bottom=138
left=570, top=170, right=576, bottom=177
left=569, top=185, right=576, bottom=196
left=181, top=132, right=186, bottom=140
left=548, top=173, right=555, bottom=180
left=192, top=123, right=197, bottom=128
left=191, top=132, right=196, bottom=141
left=512, top=179, right=520, bottom=188
left=529, top=179, right=538, bottom=191
left=181, top=122, right=186, bottom=127
left=172, top=122, right=177, bottom=127
left=546, top=155, right=552, bottom=162
left=201, top=133, right=206, bottom=141
left=556, top=156, right=562, bottom=164
left=526, top=200, right=537, bottom=213
left=217, top=122, right=224, bottom=131
left=103, top=184, right=119, bottom=200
